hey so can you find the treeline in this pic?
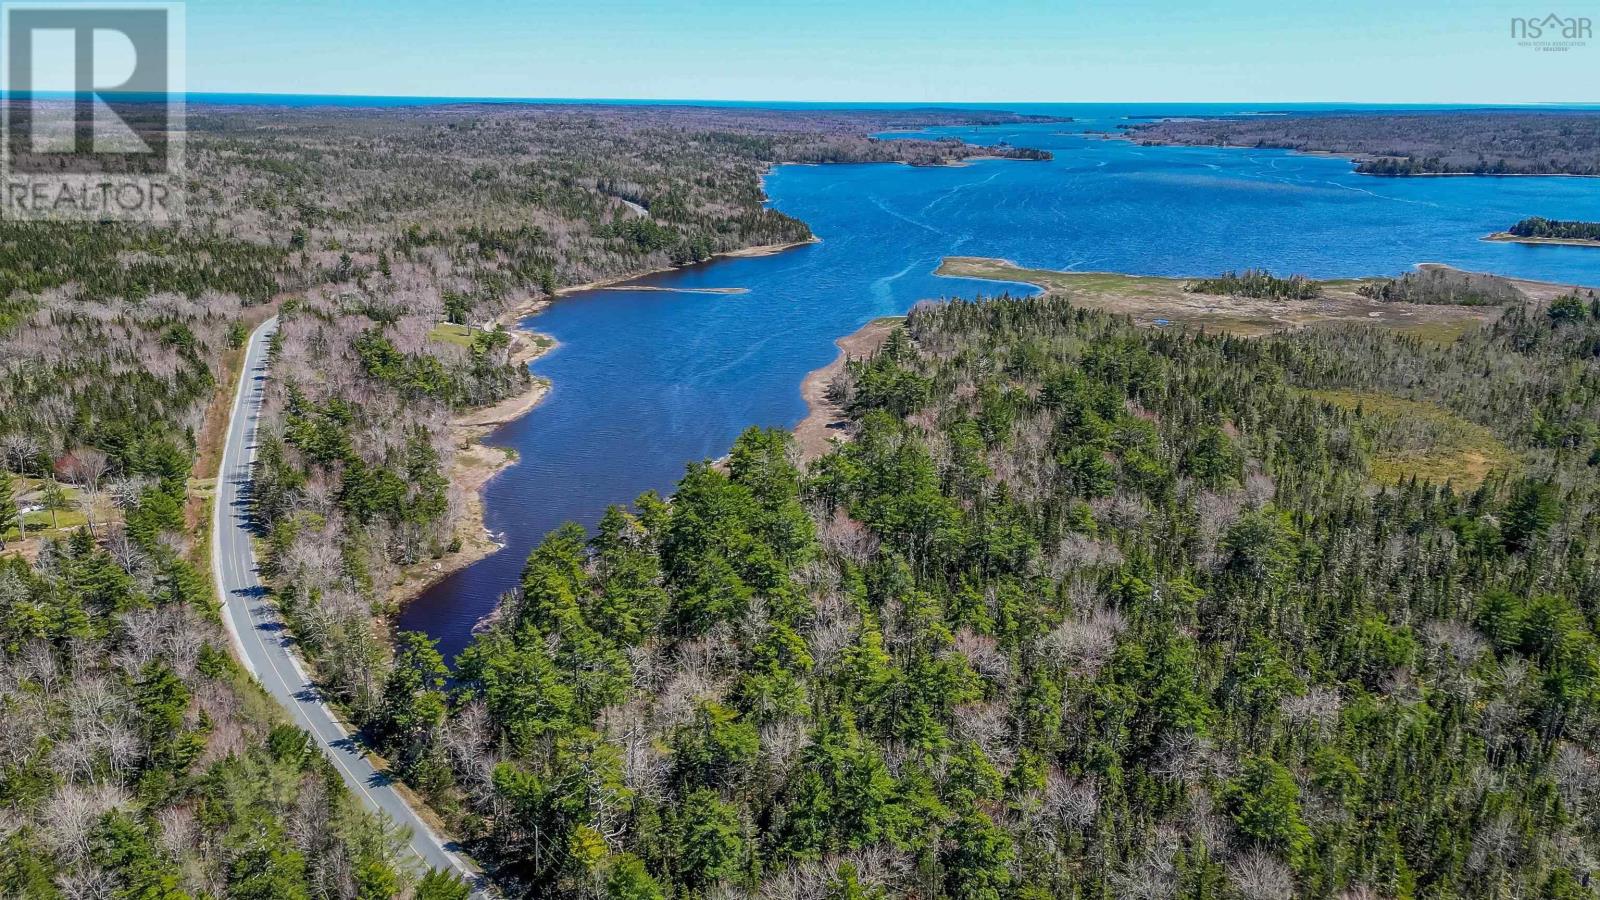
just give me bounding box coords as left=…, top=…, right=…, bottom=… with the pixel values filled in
left=0, top=221, right=283, bottom=306
left=364, top=289, right=1600, bottom=898
left=1509, top=217, right=1600, bottom=242
left=1187, top=269, right=1321, bottom=300
left=1355, top=156, right=1524, bottom=176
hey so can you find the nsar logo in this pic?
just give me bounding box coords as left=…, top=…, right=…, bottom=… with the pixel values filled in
left=1511, top=13, right=1592, bottom=51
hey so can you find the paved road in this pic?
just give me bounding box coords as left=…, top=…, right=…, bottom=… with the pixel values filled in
left=211, top=317, right=483, bottom=890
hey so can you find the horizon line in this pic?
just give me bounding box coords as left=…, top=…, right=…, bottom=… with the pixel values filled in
left=3, top=90, right=1599, bottom=110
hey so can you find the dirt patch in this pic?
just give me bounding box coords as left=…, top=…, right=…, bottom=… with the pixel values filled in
left=719, top=238, right=820, bottom=259
left=793, top=317, right=903, bottom=462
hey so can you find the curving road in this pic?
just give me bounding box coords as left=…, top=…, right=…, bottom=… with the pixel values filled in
left=211, top=316, right=484, bottom=891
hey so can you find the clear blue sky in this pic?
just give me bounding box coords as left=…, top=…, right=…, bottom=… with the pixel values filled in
left=186, top=0, right=1597, bottom=104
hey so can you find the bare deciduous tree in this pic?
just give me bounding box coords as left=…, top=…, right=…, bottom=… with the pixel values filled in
left=61, top=448, right=109, bottom=538
left=1227, top=849, right=1295, bottom=900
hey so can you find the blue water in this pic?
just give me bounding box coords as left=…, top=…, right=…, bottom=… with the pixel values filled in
left=400, top=115, right=1600, bottom=661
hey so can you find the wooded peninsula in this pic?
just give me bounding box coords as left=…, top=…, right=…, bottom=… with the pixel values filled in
left=1127, top=113, right=1600, bottom=176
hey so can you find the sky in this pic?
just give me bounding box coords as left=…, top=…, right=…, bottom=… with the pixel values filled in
left=181, top=0, right=1597, bottom=104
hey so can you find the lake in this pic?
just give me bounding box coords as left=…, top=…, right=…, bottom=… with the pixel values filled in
left=399, top=113, right=1600, bottom=661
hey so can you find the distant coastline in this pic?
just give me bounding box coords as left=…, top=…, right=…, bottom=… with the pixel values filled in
left=1117, top=111, right=1600, bottom=177
left=1104, top=130, right=1600, bottom=179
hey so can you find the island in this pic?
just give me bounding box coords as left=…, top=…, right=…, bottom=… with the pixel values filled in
left=1488, top=216, right=1600, bottom=248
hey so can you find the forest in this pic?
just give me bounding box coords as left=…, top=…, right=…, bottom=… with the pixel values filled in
left=186, top=102, right=1054, bottom=324
left=0, top=406, right=449, bottom=896
left=1126, top=113, right=1600, bottom=176
left=0, top=100, right=1049, bottom=660
left=0, top=103, right=1057, bottom=898
left=210, top=103, right=1057, bottom=728
left=350, top=281, right=1600, bottom=899
left=9, top=98, right=1600, bottom=898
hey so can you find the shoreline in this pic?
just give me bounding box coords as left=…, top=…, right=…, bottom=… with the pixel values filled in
left=1411, top=261, right=1596, bottom=299
left=391, top=247, right=1596, bottom=609
left=944, top=256, right=1598, bottom=297
left=388, top=152, right=1044, bottom=604
left=382, top=327, right=554, bottom=609
left=387, top=236, right=822, bottom=609
left=1485, top=232, right=1600, bottom=248
left=554, top=237, right=821, bottom=297
left=793, top=317, right=903, bottom=462
left=605, top=285, right=749, bottom=295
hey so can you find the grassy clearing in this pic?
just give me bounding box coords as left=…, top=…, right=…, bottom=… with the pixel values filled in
left=1309, top=389, right=1516, bottom=488
left=433, top=323, right=554, bottom=360
left=1385, top=318, right=1483, bottom=344
left=2, top=477, right=94, bottom=544
left=429, top=322, right=480, bottom=347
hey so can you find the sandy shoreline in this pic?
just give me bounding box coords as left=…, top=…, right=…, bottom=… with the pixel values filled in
left=792, top=317, right=903, bottom=462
